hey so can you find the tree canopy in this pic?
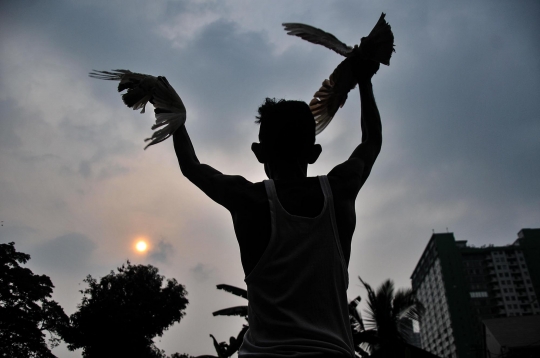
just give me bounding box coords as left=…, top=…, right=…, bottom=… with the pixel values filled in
left=62, top=261, right=189, bottom=358
left=0, top=242, right=69, bottom=358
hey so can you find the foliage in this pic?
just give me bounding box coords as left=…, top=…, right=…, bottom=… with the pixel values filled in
left=62, top=261, right=189, bottom=358
left=355, top=276, right=424, bottom=357
left=0, top=242, right=69, bottom=358
left=205, top=284, right=248, bottom=358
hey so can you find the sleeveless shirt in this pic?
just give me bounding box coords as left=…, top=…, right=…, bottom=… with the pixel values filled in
left=239, top=176, right=355, bottom=358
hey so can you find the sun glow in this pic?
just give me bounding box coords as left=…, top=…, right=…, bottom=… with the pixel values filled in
left=135, top=240, right=148, bottom=252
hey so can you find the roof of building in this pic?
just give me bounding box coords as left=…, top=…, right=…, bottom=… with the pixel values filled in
left=484, top=315, right=540, bottom=348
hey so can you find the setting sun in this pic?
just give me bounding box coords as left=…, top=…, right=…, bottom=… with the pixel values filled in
left=136, top=241, right=148, bottom=252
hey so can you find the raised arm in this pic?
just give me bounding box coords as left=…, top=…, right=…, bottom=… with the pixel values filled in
left=328, top=59, right=382, bottom=191
left=351, top=61, right=382, bottom=178
left=173, top=126, right=250, bottom=210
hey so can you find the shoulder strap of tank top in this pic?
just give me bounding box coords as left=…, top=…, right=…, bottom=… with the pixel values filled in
left=318, top=175, right=349, bottom=280
left=264, top=179, right=278, bottom=217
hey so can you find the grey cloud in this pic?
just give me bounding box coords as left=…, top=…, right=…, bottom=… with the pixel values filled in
left=29, top=233, right=97, bottom=272
left=0, top=100, right=23, bottom=150
left=190, top=263, right=216, bottom=282
left=149, top=239, right=174, bottom=263
left=0, top=224, right=38, bottom=246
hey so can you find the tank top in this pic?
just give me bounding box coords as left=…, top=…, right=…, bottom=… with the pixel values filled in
left=239, top=175, right=355, bottom=358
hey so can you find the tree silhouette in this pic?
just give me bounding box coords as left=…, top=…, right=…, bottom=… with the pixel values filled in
left=0, top=242, right=69, bottom=358
left=355, top=277, right=425, bottom=357
left=62, top=261, right=189, bottom=358
left=199, top=284, right=248, bottom=358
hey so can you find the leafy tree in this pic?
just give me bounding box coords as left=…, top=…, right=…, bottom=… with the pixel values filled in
left=355, top=277, right=424, bottom=357
left=0, top=242, right=69, bottom=358
left=62, top=261, right=189, bottom=358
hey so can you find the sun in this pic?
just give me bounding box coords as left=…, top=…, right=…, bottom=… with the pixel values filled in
left=136, top=240, right=148, bottom=252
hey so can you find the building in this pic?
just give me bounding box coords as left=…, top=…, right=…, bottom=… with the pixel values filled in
left=483, top=315, right=540, bottom=357
left=410, top=228, right=540, bottom=358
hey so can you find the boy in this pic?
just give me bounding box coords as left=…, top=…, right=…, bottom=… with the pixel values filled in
left=173, top=58, right=381, bottom=358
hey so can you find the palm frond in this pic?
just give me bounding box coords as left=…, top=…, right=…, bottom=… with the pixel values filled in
left=212, top=305, right=248, bottom=317
left=216, top=284, right=247, bottom=300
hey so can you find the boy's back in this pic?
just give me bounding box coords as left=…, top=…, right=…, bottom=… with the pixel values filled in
left=228, top=170, right=360, bottom=277
left=239, top=175, right=354, bottom=358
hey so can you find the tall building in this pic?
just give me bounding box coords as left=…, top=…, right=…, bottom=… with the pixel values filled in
left=410, top=228, right=540, bottom=358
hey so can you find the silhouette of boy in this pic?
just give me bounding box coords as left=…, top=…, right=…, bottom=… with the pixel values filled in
left=173, top=59, right=381, bottom=358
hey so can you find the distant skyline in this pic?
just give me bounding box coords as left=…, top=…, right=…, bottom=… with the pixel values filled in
left=1, top=1, right=539, bottom=356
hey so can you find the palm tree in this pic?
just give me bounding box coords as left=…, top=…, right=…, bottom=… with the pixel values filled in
left=355, top=277, right=425, bottom=357
left=206, top=284, right=248, bottom=358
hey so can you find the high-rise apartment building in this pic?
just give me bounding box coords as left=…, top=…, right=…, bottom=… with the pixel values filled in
left=410, top=228, right=540, bottom=358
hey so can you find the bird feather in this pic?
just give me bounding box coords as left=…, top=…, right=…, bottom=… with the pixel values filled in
left=89, top=69, right=186, bottom=149
left=282, top=23, right=354, bottom=57
left=284, top=13, right=394, bottom=135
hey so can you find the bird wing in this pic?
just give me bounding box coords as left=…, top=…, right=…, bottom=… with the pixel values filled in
left=89, top=69, right=186, bottom=149
left=309, top=56, right=358, bottom=135
left=282, top=23, right=353, bottom=57
left=308, top=13, right=395, bottom=134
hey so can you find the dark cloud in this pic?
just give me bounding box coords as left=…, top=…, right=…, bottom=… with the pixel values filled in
left=148, top=239, right=174, bottom=263
left=190, top=263, right=216, bottom=282
left=29, top=233, right=97, bottom=272
left=0, top=224, right=38, bottom=245
left=0, top=100, right=23, bottom=150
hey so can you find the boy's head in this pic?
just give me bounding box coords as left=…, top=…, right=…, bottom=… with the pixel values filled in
left=252, top=98, right=321, bottom=166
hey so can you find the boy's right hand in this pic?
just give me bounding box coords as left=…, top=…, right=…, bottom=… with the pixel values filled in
left=353, top=57, right=380, bottom=82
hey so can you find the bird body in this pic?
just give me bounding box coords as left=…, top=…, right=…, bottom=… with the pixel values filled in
left=89, top=70, right=186, bottom=149
left=283, top=13, right=395, bottom=134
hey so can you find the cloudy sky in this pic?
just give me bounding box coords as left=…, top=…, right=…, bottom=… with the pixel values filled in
left=1, top=0, right=539, bottom=356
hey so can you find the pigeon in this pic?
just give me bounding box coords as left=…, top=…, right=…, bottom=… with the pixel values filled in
left=89, top=70, right=186, bottom=149
left=283, top=13, right=395, bottom=135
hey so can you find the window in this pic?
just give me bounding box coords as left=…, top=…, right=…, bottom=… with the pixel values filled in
left=470, top=292, right=488, bottom=298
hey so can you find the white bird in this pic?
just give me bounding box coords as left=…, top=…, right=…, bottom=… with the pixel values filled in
left=89, top=70, right=186, bottom=149
left=283, top=13, right=395, bottom=135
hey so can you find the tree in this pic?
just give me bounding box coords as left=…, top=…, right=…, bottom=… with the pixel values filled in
left=62, top=261, right=189, bottom=358
left=355, top=277, right=425, bottom=357
left=0, top=242, right=69, bottom=358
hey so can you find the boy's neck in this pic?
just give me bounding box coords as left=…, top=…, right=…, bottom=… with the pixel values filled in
left=265, top=161, right=309, bottom=180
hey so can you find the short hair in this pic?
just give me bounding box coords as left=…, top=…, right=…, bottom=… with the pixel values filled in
left=255, top=98, right=315, bottom=160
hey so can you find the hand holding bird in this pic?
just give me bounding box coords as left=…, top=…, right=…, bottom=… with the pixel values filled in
left=283, top=13, right=394, bottom=134
left=89, top=70, right=186, bottom=149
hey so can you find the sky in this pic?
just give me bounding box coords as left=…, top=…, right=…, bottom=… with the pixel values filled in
left=1, top=0, right=539, bottom=356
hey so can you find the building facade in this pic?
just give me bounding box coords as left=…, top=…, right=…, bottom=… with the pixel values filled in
left=411, top=228, right=540, bottom=358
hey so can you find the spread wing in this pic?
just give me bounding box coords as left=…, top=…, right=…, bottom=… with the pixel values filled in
left=309, top=13, right=395, bottom=134
left=282, top=23, right=354, bottom=57
left=89, top=69, right=186, bottom=149
left=309, top=57, right=358, bottom=135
